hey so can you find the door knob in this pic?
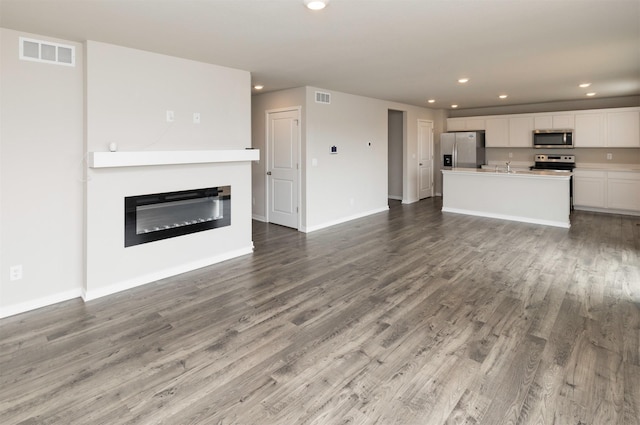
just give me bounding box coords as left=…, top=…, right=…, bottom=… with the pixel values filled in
left=266, top=171, right=272, bottom=175
left=419, top=163, right=423, bottom=166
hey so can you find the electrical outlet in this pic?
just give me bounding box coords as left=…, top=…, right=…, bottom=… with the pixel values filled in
left=508, top=152, right=513, bottom=158
left=9, top=265, right=23, bottom=281
left=166, top=110, right=175, bottom=122
left=606, top=153, right=613, bottom=160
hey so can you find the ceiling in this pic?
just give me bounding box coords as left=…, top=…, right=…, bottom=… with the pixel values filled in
left=1, top=0, right=639, bottom=110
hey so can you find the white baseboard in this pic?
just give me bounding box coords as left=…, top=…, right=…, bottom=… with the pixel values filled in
left=301, top=206, right=389, bottom=233
left=402, top=198, right=418, bottom=204
left=442, top=207, right=570, bottom=229
left=0, top=289, right=83, bottom=319
left=573, top=206, right=640, bottom=217
left=82, top=245, right=254, bottom=301
left=252, top=214, right=267, bottom=222
left=388, top=195, right=402, bottom=201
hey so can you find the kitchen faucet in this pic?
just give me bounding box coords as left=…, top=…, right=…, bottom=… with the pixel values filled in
left=506, top=161, right=511, bottom=173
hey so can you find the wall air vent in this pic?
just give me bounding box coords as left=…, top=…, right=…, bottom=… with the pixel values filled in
left=19, top=37, right=75, bottom=67
left=315, top=91, right=331, bottom=104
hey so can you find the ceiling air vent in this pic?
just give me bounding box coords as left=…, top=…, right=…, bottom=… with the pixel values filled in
left=19, top=37, right=75, bottom=67
left=315, top=91, right=331, bottom=104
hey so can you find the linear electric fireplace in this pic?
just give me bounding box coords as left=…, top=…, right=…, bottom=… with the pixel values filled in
left=125, top=186, right=231, bottom=247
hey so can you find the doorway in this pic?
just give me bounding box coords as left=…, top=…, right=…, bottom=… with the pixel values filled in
left=418, top=120, right=434, bottom=199
left=388, top=110, right=405, bottom=201
left=266, top=108, right=301, bottom=229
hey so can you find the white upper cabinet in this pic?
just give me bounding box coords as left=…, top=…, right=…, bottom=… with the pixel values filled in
left=485, top=118, right=509, bottom=147
left=446, top=118, right=485, bottom=131
left=508, top=116, right=534, bottom=148
left=448, top=107, right=638, bottom=148
left=607, top=110, right=640, bottom=147
left=575, top=113, right=606, bottom=147
left=574, top=109, right=639, bottom=148
left=534, top=114, right=575, bottom=130
left=446, top=118, right=466, bottom=132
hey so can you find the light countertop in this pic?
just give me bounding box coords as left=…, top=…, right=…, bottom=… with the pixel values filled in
left=442, top=167, right=571, bottom=179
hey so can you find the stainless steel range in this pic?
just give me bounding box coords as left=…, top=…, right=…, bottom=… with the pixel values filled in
left=530, top=154, right=575, bottom=208
left=530, top=154, right=575, bottom=171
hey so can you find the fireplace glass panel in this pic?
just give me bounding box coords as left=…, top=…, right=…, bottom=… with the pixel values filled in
left=125, top=186, right=230, bottom=247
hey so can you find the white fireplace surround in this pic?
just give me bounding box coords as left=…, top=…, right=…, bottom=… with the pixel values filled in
left=84, top=149, right=259, bottom=302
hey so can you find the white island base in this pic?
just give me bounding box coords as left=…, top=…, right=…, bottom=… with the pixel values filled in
left=442, top=168, right=571, bottom=228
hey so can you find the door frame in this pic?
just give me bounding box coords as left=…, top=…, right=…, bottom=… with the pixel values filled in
left=417, top=119, right=434, bottom=200
left=264, top=106, right=302, bottom=230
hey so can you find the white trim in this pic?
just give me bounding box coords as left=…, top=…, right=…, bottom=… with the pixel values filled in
left=82, top=245, right=254, bottom=301
left=301, top=206, right=389, bottom=233
left=442, top=207, right=570, bottom=228
left=265, top=106, right=302, bottom=231
left=252, top=214, right=267, bottom=222
left=388, top=195, right=402, bottom=201
left=0, top=289, right=82, bottom=319
left=89, top=150, right=259, bottom=168
left=417, top=119, right=435, bottom=200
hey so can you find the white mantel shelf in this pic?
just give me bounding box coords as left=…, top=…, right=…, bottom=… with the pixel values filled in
left=89, top=149, right=260, bottom=168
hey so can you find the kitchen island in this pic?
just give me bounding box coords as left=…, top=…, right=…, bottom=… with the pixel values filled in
left=441, top=168, right=571, bottom=228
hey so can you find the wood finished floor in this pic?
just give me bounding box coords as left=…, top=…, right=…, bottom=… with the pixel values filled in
left=1, top=198, right=639, bottom=425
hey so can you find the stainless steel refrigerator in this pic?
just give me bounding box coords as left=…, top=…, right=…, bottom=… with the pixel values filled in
left=440, top=131, right=486, bottom=169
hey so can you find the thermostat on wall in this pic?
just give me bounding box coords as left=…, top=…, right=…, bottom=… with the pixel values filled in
left=330, top=145, right=337, bottom=154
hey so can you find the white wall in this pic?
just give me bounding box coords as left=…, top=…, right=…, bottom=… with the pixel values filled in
left=0, top=33, right=253, bottom=317
left=0, top=28, right=84, bottom=317
left=449, top=96, right=640, bottom=118
left=251, top=86, right=443, bottom=233
left=304, top=87, right=391, bottom=231
left=85, top=41, right=250, bottom=152
left=85, top=41, right=252, bottom=301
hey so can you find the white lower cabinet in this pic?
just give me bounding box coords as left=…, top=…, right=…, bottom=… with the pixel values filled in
left=607, top=172, right=640, bottom=211
left=573, top=170, right=606, bottom=208
left=573, top=169, right=640, bottom=213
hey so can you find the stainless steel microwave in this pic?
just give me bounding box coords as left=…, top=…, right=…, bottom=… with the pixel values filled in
left=533, top=129, right=574, bottom=148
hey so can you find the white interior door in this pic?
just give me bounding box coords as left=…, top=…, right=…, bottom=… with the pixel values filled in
left=418, top=120, right=434, bottom=199
left=267, top=109, right=299, bottom=229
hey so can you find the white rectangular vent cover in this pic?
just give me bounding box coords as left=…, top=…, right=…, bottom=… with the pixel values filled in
left=19, top=37, right=75, bottom=67
left=315, top=91, right=331, bottom=104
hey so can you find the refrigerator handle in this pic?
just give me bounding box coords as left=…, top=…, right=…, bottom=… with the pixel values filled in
left=453, top=141, right=457, bottom=167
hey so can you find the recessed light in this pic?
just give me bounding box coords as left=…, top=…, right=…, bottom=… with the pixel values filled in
left=304, top=0, right=328, bottom=10
left=451, top=104, right=459, bottom=108
left=457, top=78, right=469, bottom=84
left=427, top=99, right=435, bottom=103
left=579, top=83, right=591, bottom=88
left=499, top=94, right=508, bottom=99
left=586, top=92, right=596, bottom=96
left=253, top=85, right=264, bottom=90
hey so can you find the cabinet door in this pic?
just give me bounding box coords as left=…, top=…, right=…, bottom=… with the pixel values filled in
left=575, top=113, right=605, bottom=147
left=553, top=114, right=575, bottom=129
left=607, top=111, right=640, bottom=147
left=485, top=118, right=509, bottom=147
left=573, top=170, right=606, bottom=208
left=447, top=119, right=466, bottom=132
left=534, top=115, right=553, bottom=130
left=607, top=172, right=640, bottom=211
left=508, top=116, right=534, bottom=147
left=465, top=118, right=485, bottom=131
left=534, top=114, right=574, bottom=129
